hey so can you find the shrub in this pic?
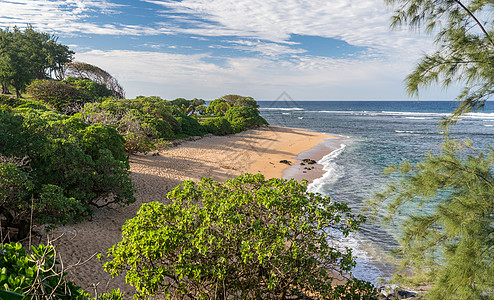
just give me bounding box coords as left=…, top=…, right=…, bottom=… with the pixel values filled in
left=0, top=109, right=134, bottom=239
left=206, top=98, right=230, bottom=116
left=225, top=106, right=267, bottom=132
left=176, top=115, right=207, bottom=136
left=104, top=174, right=377, bottom=299
left=202, top=116, right=233, bottom=135
left=26, top=79, right=88, bottom=111
left=0, top=243, right=88, bottom=299
left=0, top=242, right=125, bottom=299
left=62, top=76, right=112, bottom=100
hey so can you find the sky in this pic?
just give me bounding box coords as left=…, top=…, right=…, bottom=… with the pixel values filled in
left=0, top=0, right=462, bottom=100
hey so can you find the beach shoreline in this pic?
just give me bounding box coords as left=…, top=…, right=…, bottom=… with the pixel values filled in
left=48, top=125, right=337, bottom=296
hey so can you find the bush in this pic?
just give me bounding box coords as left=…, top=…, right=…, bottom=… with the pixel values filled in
left=62, top=76, right=113, bottom=100
left=176, top=115, right=207, bottom=136
left=0, top=242, right=125, bottom=299
left=202, top=116, right=233, bottom=135
left=26, top=79, right=89, bottom=111
left=225, top=106, right=267, bottom=132
left=0, top=109, right=134, bottom=239
left=0, top=243, right=88, bottom=299
left=104, top=174, right=377, bottom=299
left=206, top=98, right=230, bottom=116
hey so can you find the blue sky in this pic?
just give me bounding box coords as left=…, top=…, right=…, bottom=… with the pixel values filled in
left=0, top=0, right=461, bottom=100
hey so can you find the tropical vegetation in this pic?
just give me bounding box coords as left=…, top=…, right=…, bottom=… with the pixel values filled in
left=104, top=174, right=377, bottom=299
left=375, top=0, right=494, bottom=298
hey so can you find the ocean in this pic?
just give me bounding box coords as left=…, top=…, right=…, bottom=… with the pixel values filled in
left=257, top=100, right=494, bottom=284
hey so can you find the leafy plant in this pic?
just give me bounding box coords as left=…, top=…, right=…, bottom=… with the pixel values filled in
left=0, top=243, right=88, bottom=299
left=225, top=106, right=267, bottom=132
left=176, top=115, right=207, bottom=136
left=0, top=109, right=134, bottom=239
left=202, top=116, right=233, bottom=135
left=26, top=79, right=88, bottom=111
left=373, top=140, right=494, bottom=299
left=104, top=174, right=377, bottom=299
left=62, top=77, right=112, bottom=101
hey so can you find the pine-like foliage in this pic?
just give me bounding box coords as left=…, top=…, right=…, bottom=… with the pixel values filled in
left=385, top=0, right=494, bottom=123
left=374, top=139, right=494, bottom=299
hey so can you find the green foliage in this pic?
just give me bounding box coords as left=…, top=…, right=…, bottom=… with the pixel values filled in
left=26, top=79, right=88, bottom=111
left=225, top=106, right=268, bottom=132
left=0, top=26, right=73, bottom=98
left=205, top=98, right=230, bottom=116
left=385, top=0, right=494, bottom=123
left=373, top=140, right=494, bottom=299
left=202, top=116, right=233, bottom=135
left=0, top=242, right=125, bottom=299
left=176, top=115, right=207, bottom=136
left=81, top=97, right=178, bottom=155
left=62, top=76, right=113, bottom=100
left=0, top=243, right=88, bottom=299
left=65, top=61, right=125, bottom=99
left=0, top=109, right=134, bottom=239
left=104, top=174, right=376, bottom=299
left=170, top=98, right=206, bottom=116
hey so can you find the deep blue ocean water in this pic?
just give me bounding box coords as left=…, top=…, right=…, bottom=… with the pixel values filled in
left=257, top=100, right=494, bottom=283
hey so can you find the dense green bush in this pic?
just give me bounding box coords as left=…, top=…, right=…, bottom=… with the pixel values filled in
left=26, top=79, right=88, bottom=111
left=225, top=106, right=267, bottom=132
left=202, top=116, right=233, bottom=135
left=0, top=109, right=134, bottom=239
left=62, top=76, right=112, bottom=100
left=176, top=115, right=207, bottom=136
left=0, top=243, right=88, bottom=299
left=206, top=98, right=230, bottom=116
left=0, top=242, right=124, bottom=299
left=104, top=174, right=376, bottom=299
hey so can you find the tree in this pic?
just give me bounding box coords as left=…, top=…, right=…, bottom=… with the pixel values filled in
left=205, top=98, right=230, bottom=116
left=104, top=174, right=377, bottom=299
left=385, top=0, right=494, bottom=122
left=0, top=26, right=73, bottom=98
left=64, top=62, right=125, bottom=99
left=373, top=140, right=494, bottom=299
left=378, top=1, right=494, bottom=298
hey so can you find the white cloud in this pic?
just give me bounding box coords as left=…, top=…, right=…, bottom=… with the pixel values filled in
left=144, top=0, right=432, bottom=57
left=0, top=0, right=169, bottom=35
left=75, top=48, right=451, bottom=101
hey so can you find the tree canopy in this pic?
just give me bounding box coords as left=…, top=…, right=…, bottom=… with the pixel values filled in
left=0, top=26, right=73, bottom=98
left=104, top=174, right=376, bottom=299
left=386, top=0, right=494, bottom=122
left=64, top=61, right=125, bottom=99
left=378, top=1, right=494, bottom=298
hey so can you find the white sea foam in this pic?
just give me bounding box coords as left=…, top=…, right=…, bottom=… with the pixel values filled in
left=395, top=130, right=420, bottom=134
left=259, top=107, right=304, bottom=111
left=307, top=143, right=346, bottom=194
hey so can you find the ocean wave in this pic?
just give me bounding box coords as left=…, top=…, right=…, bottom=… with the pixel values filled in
left=259, top=107, right=304, bottom=111
left=307, top=143, right=346, bottom=194
left=395, top=130, right=420, bottom=134
left=304, top=110, right=449, bottom=118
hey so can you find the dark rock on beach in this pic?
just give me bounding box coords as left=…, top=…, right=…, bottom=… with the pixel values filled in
left=302, top=158, right=317, bottom=164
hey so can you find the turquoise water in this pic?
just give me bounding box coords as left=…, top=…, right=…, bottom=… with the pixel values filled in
left=258, top=100, right=494, bottom=283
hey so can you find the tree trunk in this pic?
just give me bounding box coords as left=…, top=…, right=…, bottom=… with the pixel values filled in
left=1, top=83, right=10, bottom=94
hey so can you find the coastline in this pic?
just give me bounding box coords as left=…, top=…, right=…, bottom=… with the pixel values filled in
left=48, top=125, right=337, bottom=296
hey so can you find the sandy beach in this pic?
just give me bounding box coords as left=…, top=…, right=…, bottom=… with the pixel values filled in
left=47, top=126, right=335, bottom=296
